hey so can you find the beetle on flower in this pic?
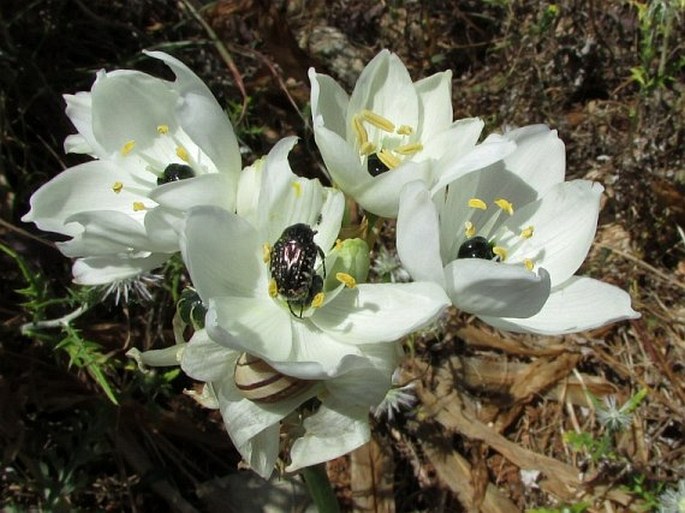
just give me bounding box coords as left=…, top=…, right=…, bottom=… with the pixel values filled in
left=22, top=51, right=242, bottom=288
left=396, top=125, right=639, bottom=335
left=308, top=49, right=516, bottom=218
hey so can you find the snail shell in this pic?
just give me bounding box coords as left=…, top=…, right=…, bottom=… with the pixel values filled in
left=234, top=352, right=312, bottom=403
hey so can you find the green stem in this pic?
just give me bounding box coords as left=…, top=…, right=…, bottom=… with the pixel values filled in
left=302, top=464, right=341, bottom=513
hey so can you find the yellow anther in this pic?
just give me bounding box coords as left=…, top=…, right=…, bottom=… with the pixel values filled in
left=291, top=181, right=302, bottom=198
left=157, top=124, right=169, bottom=135
left=132, top=201, right=146, bottom=212
left=262, top=243, right=272, bottom=263
left=360, top=109, right=395, bottom=132
left=467, top=198, right=487, bottom=210
left=494, top=198, right=514, bottom=215
left=336, top=272, right=357, bottom=289
left=377, top=149, right=401, bottom=170
left=524, top=259, right=535, bottom=271
left=311, top=292, right=325, bottom=308
left=120, top=140, right=136, bottom=156
left=352, top=115, right=368, bottom=146
left=268, top=279, right=278, bottom=298
left=464, top=221, right=476, bottom=238
left=176, top=146, right=189, bottom=162
left=520, top=226, right=534, bottom=239
left=397, top=124, right=414, bottom=135
left=492, top=246, right=508, bottom=261
left=394, top=143, right=423, bottom=155
left=335, top=239, right=344, bottom=250
left=360, top=141, right=376, bottom=156
left=111, top=181, right=123, bottom=194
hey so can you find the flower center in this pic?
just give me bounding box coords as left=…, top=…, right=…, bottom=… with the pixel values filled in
left=456, top=196, right=536, bottom=271
left=112, top=124, right=207, bottom=202
left=352, top=109, right=423, bottom=176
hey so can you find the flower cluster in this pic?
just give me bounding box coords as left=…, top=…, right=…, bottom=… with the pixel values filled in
left=24, top=49, right=639, bottom=478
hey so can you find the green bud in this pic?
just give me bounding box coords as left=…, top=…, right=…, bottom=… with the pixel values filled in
left=325, top=238, right=370, bottom=290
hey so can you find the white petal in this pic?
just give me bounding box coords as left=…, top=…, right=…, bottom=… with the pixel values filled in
left=237, top=424, right=281, bottom=480
left=431, top=135, right=517, bottom=192
left=347, top=50, right=419, bottom=133
left=414, top=70, right=453, bottom=138
left=287, top=401, right=370, bottom=472
left=501, top=125, right=565, bottom=196
left=325, top=343, right=399, bottom=407
left=480, top=276, right=640, bottom=335
left=420, top=117, right=483, bottom=165
left=396, top=181, right=445, bottom=286
left=215, top=377, right=315, bottom=450
left=312, top=124, right=371, bottom=199
left=355, top=160, right=432, bottom=218
left=257, top=138, right=344, bottom=247
left=207, top=296, right=293, bottom=362
left=181, top=206, right=265, bottom=300
left=22, top=160, right=147, bottom=237
left=143, top=207, right=183, bottom=253
left=269, top=320, right=367, bottom=380
left=506, top=180, right=603, bottom=286
left=308, top=68, right=349, bottom=138
left=90, top=69, right=179, bottom=156
left=149, top=172, right=235, bottom=212
left=71, top=253, right=169, bottom=285
left=63, top=90, right=102, bottom=155
left=145, top=51, right=242, bottom=181
left=58, top=210, right=152, bottom=257
left=444, top=259, right=551, bottom=317
left=181, top=329, right=237, bottom=382
left=311, top=282, right=449, bottom=344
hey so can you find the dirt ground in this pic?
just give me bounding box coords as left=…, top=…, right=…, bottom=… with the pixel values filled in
left=1, top=1, right=684, bottom=512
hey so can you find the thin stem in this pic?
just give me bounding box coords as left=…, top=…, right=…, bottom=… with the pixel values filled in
left=301, top=464, right=341, bottom=513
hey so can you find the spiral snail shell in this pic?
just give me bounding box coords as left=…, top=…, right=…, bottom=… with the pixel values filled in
left=233, top=352, right=313, bottom=403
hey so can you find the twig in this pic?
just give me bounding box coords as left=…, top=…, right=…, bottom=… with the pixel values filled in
left=179, top=0, right=249, bottom=123
left=595, top=241, right=685, bottom=292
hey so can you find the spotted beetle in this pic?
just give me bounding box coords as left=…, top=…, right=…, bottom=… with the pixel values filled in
left=270, top=223, right=326, bottom=318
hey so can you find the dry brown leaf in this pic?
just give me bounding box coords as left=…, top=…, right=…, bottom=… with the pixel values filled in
left=350, top=435, right=395, bottom=513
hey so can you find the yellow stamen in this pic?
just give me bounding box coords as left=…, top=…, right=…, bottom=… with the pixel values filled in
left=291, top=181, right=302, bottom=198
left=524, top=259, right=535, bottom=271
left=467, top=198, right=487, bottom=210
left=268, top=279, right=278, bottom=298
left=520, top=226, right=534, bottom=239
left=336, top=272, right=357, bottom=288
left=492, top=246, right=507, bottom=261
left=396, top=124, right=414, bottom=135
left=494, top=198, right=514, bottom=215
left=176, top=146, right=189, bottom=162
left=120, top=140, right=136, bottom=156
left=311, top=292, right=325, bottom=308
left=394, top=143, right=423, bottom=155
left=464, top=221, right=476, bottom=238
left=157, top=124, right=169, bottom=135
left=360, top=141, right=376, bottom=156
left=360, top=109, right=395, bottom=132
left=352, top=115, right=368, bottom=146
left=335, top=239, right=344, bottom=251
left=111, top=181, right=123, bottom=194
left=132, top=201, right=146, bottom=212
left=377, top=149, right=401, bottom=170
left=262, top=243, right=271, bottom=263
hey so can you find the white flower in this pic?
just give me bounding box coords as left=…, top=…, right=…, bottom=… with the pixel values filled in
left=397, top=125, right=639, bottom=335
left=22, top=51, right=241, bottom=285
left=659, top=479, right=685, bottom=513
left=179, top=137, right=449, bottom=475
left=309, top=49, right=515, bottom=218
